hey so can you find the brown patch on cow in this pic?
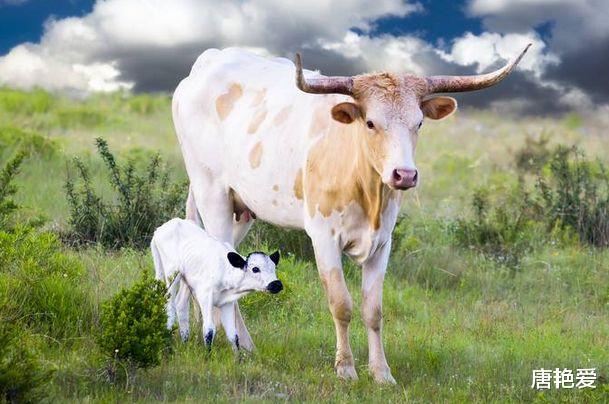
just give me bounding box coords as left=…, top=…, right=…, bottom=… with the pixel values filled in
left=272, top=185, right=279, bottom=192
left=304, top=119, right=396, bottom=230
left=216, top=83, right=243, bottom=120
left=272, top=199, right=278, bottom=206
left=249, top=142, right=263, bottom=169
left=293, top=168, right=304, bottom=200
left=320, top=267, right=353, bottom=326
left=247, top=107, right=267, bottom=134
left=250, top=89, right=266, bottom=107
left=273, top=105, right=292, bottom=126
left=308, top=106, right=330, bottom=138
left=331, top=228, right=336, bottom=236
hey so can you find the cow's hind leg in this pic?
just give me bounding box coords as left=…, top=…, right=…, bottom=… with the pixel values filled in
left=311, top=235, right=357, bottom=380
left=362, top=241, right=395, bottom=384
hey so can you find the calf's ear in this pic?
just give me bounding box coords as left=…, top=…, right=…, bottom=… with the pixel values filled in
left=227, top=252, right=247, bottom=269
left=269, top=250, right=280, bottom=265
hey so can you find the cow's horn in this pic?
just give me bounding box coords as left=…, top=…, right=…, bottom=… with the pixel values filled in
left=294, top=53, right=354, bottom=96
left=425, top=43, right=531, bottom=94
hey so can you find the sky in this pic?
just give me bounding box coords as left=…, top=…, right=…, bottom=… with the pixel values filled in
left=0, top=0, right=607, bottom=114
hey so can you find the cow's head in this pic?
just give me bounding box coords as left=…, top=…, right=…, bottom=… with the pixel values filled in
left=227, top=250, right=282, bottom=294
left=295, top=44, right=530, bottom=190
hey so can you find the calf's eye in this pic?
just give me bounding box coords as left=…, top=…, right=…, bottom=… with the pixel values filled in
left=366, top=120, right=375, bottom=129
left=252, top=267, right=260, bottom=273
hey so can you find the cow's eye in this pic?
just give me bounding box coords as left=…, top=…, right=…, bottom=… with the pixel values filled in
left=417, top=121, right=423, bottom=130
left=252, top=267, right=260, bottom=273
left=366, top=120, right=374, bottom=129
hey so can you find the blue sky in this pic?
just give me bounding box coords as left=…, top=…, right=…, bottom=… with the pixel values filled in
left=0, top=0, right=606, bottom=113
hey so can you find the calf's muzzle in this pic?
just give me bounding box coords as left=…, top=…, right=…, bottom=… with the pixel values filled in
left=266, top=280, right=283, bottom=294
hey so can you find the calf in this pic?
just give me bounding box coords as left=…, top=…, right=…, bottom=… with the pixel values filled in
left=151, top=218, right=281, bottom=351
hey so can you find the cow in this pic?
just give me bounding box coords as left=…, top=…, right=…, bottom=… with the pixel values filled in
left=151, top=218, right=282, bottom=351
left=171, top=45, right=529, bottom=383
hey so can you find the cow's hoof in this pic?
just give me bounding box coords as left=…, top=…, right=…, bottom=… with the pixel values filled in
left=336, top=364, right=358, bottom=380
left=371, top=366, right=396, bottom=384
left=180, top=329, right=189, bottom=342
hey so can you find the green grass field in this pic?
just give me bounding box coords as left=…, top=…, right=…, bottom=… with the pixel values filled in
left=1, top=88, right=608, bottom=402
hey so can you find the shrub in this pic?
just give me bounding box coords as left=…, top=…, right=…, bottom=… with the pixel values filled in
left=0, top=88, right=54, bottom=115
left=126, top=94, right=169, bottom=115
left=0, top=126, right=58, bottom=159
left=537, top=146, right=609, bottom=247
left=0, top=322, right=54, bottom=403
left=514, top=133, right=551, bottom=174
left=243, top=221, right=314, bottom=260
left=451, top=186, right=539, bottom=268
left=0, top=151, right=26, bottom=229
left=97, top=271, right=172, bottom=371
left=0, top=227, right=91, bottom=338
left=55, top=107, right=108, bottom=129
left=64, top=138, right=186, bottom=249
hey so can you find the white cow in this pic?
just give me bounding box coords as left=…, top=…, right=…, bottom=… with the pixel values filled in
left=151, top=218, right=281, bottom=351
left=172, top=46, right=529, bottom=382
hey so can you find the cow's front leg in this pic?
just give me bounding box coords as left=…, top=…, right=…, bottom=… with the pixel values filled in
left=362, top=240, right=395, bottom=384
left=219, top=302, right=240, bottom=353
left=311, top=237, right=357, bottom=380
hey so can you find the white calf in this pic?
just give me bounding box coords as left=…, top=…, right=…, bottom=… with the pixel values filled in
left=151, top=218, right=281, bottom=351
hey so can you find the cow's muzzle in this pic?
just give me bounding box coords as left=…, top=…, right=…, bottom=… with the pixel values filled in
left=390, top=168, right=418, bottom=190
left=266, top=280, right=283, bottom=294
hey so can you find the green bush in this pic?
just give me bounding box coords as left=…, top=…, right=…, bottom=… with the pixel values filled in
left=97, top=271, right=172, bottom=370
left=514, top=133, right=551, bottom=174
left=451, top=187, right=539, bottom=268
left=0, top=322, right=54, bottom=404
left=0, top=126, right=58, bottom=159
left=55, top=107, right=108, bottom=129
left=0, top=227, right=91, bottom=338
left=126, top=94, right=169, bottom=115
left=64, top=138, right=186, bottom=249
left=243, top=221, right=313, bottom=260
left=0, top=88, right=54, bottom=115
left=537, top=146, right=609, bottom=247
left=0, top=151, right=25, bottom=229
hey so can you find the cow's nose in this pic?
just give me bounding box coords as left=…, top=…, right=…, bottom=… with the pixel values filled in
left=391, top=168, right=418, bottom=189
left=266, top=280, right=283, bottom=294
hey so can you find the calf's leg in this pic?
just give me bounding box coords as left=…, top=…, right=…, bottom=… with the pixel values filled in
left=175, top=282, right=191, bottom=341
left=219, top=303, right=239, bottom=352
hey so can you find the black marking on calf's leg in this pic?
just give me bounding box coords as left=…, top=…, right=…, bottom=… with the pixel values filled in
left=235, top=334, right=240, bottom=350
left=205, top=330, right=214, bottom=351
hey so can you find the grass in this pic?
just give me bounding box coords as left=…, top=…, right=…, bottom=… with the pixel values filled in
left=1, top=88, right=609, bottom=402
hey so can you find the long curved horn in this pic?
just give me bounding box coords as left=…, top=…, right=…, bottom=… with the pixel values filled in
left=425, top=43, right=531, bottom=94
left=294, top=53, right=354, bottom=96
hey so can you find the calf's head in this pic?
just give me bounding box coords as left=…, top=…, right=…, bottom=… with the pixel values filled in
left=295, top=44, right=530, bottom=190
left=227, top=250, right=282, bottom=294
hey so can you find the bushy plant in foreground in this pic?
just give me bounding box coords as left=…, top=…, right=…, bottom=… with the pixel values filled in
left=65, top=138, right=186, bottom=249
left=538, top=146, right=609, bottom=247
left=0, top=322, right=54, bottom=403
left=97, top=271, right=172, bottom=372
left=0, top=227, right=91, bottom=338
left=0, top=151, right=25, bottom=230
left=452, top=187, right=539, bottom=268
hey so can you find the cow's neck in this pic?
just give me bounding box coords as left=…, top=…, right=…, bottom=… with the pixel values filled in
left=305, top=120, right=398, bottom=231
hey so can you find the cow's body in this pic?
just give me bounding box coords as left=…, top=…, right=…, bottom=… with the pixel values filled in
left=172, top=46, right=528, bottom=383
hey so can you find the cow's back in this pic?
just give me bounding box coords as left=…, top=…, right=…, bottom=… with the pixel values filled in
left=173, top=48, right=347, bottom=229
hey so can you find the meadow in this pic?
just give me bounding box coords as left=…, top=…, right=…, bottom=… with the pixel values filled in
left=1, top=87, right=608, bottom=403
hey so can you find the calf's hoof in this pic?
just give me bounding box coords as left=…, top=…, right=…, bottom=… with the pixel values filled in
left=335, top=362, right=358, bottom=380
left=371, top=367, right=396, bottom=384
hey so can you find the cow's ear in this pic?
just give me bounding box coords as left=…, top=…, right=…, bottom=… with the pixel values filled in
left=331, top=102, right=360, bottom=124
left=227, top=252, right=246, bottom=269
left=269, top=250, right=280, bottom=265
left=421, top=96, right=457, bottom=120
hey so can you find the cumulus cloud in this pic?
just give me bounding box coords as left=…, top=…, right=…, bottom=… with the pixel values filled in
left=0, top=0, right=605, bottom=113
